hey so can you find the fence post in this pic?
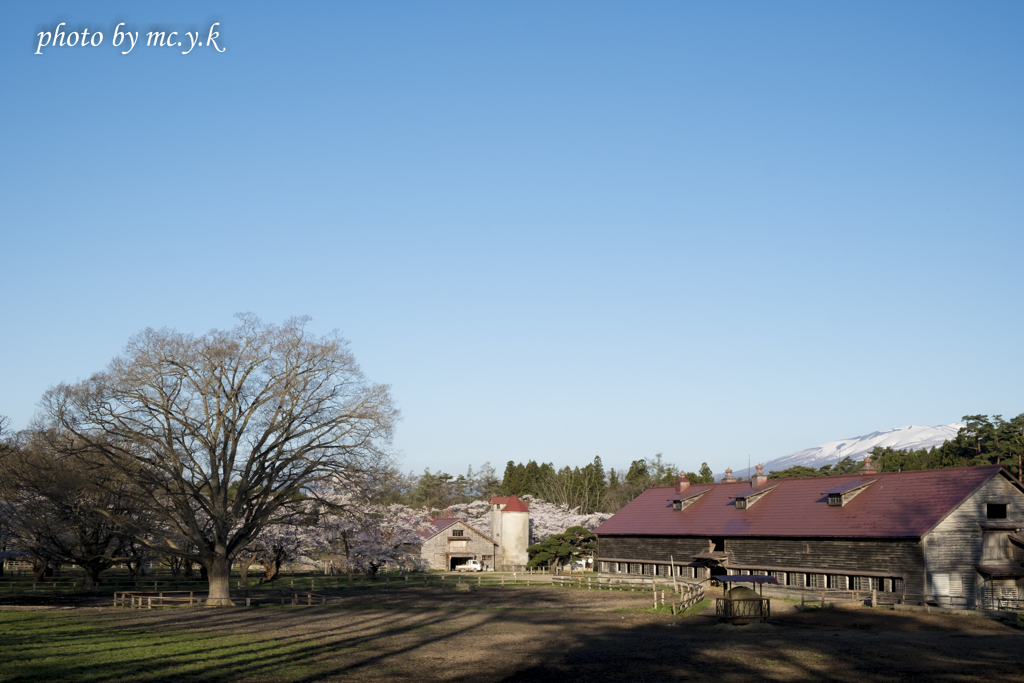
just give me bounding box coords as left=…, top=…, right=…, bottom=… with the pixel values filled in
left=871, top=589, right=877, bottom=608
left=246, top=597, right=251, bottom=607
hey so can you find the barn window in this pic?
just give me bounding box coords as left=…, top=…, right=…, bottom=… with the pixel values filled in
left=806, top=573, right=826, bottom=589
left=853, top=576, right=881, bottom=591
left=892, top=577, right=904, bottom=593
left=452, top=529, right=464, bottom=536
left=710, top=538, right=725, bottom=552
left=644, top=564, right=655, bottom=576
left=987, top=503, right=1008, bottom=519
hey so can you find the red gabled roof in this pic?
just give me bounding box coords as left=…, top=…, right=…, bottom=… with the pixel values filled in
left=594, top=465, right=1013, bottom=539
left=419, top=518, right=459, bottom=539
left=490, top=495, right=529, bottom=512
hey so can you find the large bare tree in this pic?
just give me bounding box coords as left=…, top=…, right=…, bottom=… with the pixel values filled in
left=42, top=315, right=397, bottom=605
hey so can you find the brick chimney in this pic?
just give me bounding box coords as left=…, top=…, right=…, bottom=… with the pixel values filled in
left=751, top=464, right=768, bottom=487
left=859, top=456, right=877, bottom=475
left=721, top=468, right=736, bottom=483
left=675, top=470, right=690, bottom=493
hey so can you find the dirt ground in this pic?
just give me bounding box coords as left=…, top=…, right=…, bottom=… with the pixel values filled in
left=6, top=586, right=1024, bottom=682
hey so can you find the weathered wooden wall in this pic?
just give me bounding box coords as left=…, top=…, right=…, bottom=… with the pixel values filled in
left=598, top=535, right=925, bottom=594
left=420, top=521, right=496, bottom=571
left=924, top=472, right=1024, bottom=600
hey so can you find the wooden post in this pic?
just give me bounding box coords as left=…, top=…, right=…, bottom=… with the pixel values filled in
left=312, top=579, right=315, bottom=591
left=246, top=597, right=251, bottom=607
left=821, top=591, right=825, bottom=608
left=871, top=589, right=877, bottom=608
left=670, top=555, right=678, bottom=594
left=308, top=594, right=312, bottom=606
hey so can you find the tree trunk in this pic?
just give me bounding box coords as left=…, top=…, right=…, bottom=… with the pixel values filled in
left=238, top=552, right=256, bottom=587
left=205, top=555, right=234, bottom=607
left=32, top=559, right=48, bottom=583
left=83, top=564, right=102, bottom=590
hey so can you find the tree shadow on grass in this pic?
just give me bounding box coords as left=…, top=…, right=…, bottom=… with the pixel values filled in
left=2, top=602, right=1023, bottom=682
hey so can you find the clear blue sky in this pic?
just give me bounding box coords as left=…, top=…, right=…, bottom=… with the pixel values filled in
left=2, top=2, right=1022, bottom=477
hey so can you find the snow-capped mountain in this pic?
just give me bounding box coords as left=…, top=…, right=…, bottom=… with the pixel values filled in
left=720, top=423, right=964, bottom=481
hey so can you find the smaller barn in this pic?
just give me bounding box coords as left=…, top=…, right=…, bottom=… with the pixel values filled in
left=418, top=518, right=497, bottom=571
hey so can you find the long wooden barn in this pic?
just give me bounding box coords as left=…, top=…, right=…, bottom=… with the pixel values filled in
left=593, top=462, right=1024, bottom=607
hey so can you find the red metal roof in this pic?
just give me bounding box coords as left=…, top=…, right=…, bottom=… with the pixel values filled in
left=490, top=495, right=529, bottom=512
left=594, top=465, right=1012, bottom=539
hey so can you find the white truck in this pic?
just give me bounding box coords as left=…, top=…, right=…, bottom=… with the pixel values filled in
left=454, top=560, right=483, bottom=572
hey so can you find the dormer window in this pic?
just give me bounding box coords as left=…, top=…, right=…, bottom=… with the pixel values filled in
left=731, top=484, right=777, bottom=510
left=668, top=489, right=709, bottom=512
left=822, top=479, right=876, bottom=507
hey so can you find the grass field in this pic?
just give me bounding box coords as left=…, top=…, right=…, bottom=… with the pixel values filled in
left=2, top=587, right=1023, bottom=682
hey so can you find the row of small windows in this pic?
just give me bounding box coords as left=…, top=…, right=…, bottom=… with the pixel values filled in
left=599, top=562, right=904, bottom=592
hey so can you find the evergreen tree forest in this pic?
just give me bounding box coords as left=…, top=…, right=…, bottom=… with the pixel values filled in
left=498, top=454, right=714, bottom=513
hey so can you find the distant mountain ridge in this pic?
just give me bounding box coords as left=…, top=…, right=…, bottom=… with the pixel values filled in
left=719, top=423, right=964, bottom=481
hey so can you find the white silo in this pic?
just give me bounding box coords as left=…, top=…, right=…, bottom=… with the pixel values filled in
left=489, top=495, right=531, bottom=568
